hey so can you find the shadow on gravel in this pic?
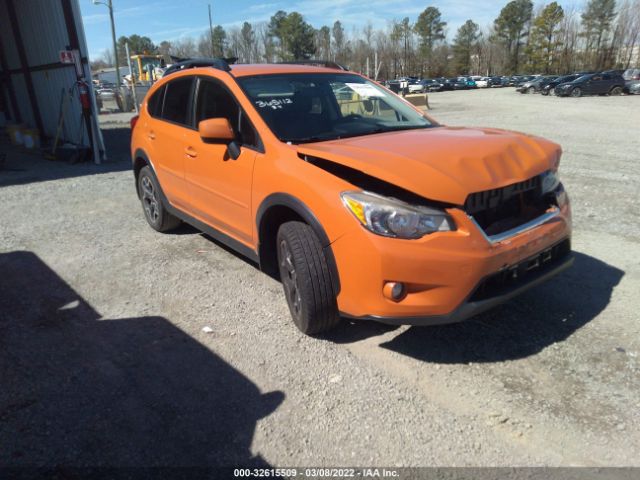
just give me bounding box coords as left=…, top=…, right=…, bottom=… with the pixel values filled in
left=379, top=252, right=623, bottom=364
left=0, top=251, right=283, bottom=469
left=320, top=319, right=400, bottom=343
left=0, top=127, right=131, bottom=187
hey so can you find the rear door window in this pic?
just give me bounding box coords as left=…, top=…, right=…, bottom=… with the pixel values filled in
left=162, top=77, right=194, bottom=126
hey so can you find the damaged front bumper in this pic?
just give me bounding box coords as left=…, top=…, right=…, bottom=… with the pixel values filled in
left=344, top=238, right=573, bottom=326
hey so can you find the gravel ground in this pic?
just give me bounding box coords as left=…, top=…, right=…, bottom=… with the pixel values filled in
left=0, top=88, right=639, bottom=469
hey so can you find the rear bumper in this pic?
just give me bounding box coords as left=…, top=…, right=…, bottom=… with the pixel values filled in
left=344, top=248, right=573, bottom=326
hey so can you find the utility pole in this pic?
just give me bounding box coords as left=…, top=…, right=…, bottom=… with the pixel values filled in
left=93, top=0, right=121, bottom=101
left=208, top=4, right=215, bottom=57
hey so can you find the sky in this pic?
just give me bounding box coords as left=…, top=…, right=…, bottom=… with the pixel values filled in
left=80, top=0, right=579, bottom=60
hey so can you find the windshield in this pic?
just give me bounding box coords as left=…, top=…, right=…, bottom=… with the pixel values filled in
left=238, top=73, right=433, bottom=143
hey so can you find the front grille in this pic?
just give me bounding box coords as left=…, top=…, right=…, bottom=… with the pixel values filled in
left=469, top=238, right=571, bottom=302
left=464, top=175, right=552, bottom=236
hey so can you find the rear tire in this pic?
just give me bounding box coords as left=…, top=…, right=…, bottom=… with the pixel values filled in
left=541, top=89, right=549, bottom=96
left=277, top=221, right=340, bottom=335
left=138, top=166, right=181, bottom=232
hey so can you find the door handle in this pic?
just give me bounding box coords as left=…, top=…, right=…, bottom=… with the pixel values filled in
left=185, top=146, right=197, bottom=158
left=147, top=131, right=156, bottom=140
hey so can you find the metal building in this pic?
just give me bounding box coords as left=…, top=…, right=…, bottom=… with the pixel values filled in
left=0, top=0, right=105, bottom=163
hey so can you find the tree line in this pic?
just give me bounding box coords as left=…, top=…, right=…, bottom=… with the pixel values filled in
left=91, top=0, right=640, bottom=79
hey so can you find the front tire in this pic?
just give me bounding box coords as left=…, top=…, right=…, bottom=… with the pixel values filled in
left=610, top=86, right=623, bottom=96
left=571, top=87, right=582, bottom=98
left=277, top=221, right=340, bottom=335
left=138, top=166, right=181, bottom=232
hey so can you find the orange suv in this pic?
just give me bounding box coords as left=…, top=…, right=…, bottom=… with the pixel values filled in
left=131, top=59, right=573, bottom=335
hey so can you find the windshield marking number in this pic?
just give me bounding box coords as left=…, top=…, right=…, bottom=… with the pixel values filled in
left=255, top=98, right=293, bottom=110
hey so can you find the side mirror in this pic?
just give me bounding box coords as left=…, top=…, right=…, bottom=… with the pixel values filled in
left=198, top=118, right=235, bottom=143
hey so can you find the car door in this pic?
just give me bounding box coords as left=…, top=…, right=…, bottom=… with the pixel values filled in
left=586, top=74, right=602, bottom=94
left=148, top=76, right=194, bottom=210
left=182, top=77, right=259, bottom=245
left=601, top=73, right=614, bottom=93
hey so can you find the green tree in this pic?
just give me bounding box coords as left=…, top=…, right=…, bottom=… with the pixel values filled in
left=268, top=11, right=316, bottom=60
left=414, top=7, right=446, bottom=76
left=527, top=2, right=564, bottom=73
left=240, top=22, right=256, bottom=62
left=391, top=17, right=413, bottom=75
left=268, top=10, right=289, bottom=58
left=332, top=21, right=346, bottom=62
left=158, top=41, right=172, bottom=58
left=211, top=25, right=227, bottom=58
left=116, top=34, right=157, bottom=64
left=452, top=20, right=481, bottom=74
left=581, top=0, right=617, bottom=69
left=316, top=26, right=331, bottom=60
left=494, top=0, right=534, bottom=73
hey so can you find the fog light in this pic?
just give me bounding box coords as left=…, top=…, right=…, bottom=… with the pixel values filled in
left=383, top=282, right=406, bottom=302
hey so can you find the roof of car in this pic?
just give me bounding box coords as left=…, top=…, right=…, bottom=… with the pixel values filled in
left=230, top=63, right=351, bottom=77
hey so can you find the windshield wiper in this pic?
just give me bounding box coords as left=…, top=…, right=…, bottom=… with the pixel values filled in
left=288, top=134, right=340, bottom=144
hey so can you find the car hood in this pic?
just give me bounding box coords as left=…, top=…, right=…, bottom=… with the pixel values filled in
left=297, top=126, right=560, bottom=205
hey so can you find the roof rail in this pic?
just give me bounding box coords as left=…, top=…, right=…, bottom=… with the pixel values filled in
left=163, top=57, right=237, bottom=77
left=277, top=60, right=348, bottom=71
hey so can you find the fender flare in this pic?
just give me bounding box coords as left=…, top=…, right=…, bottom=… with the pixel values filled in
left=256, top=193, right=341, bottom=295
left=132, top=148, right=156, bottom=197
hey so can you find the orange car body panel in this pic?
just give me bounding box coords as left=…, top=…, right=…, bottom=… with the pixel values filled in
left=131, top=64, right=572, bottom=322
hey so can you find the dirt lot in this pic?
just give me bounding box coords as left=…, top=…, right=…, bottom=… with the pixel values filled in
left=1, top=88, right=639, bottom=468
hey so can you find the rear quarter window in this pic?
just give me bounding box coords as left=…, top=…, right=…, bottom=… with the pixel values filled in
left=162, top=77, right=194, bottom=126
left=147, top=85, right=165, bottom=118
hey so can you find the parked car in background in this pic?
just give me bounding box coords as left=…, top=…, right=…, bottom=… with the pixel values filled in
left=541, top=74, right=581, bottom=95
left=555, top=72, right=625, bottom=97
left=507, top=76, right=521, bottom=86
left=96, top=82, right=116, bottom=99
left=407, top=80, right=425, bottom=93
left=517, top=76, right=557, bottom=94
left=622, top=67, right=640, bottom=94
left=513, top=75, right=537, bottom=87
left=489, top=76, right=506, bottom=87
left=476, top=77, right=489, bottom=88
left=386, top=80, right=401, bottom=93
left=628, top=82, right=640, bottom=95
left=446, top=78, right=468, bottom=90
left=459, top=76, right=478, bottom=88
left=623, top=67, right=640, bottom=81
left=408, top=79, right=444, bottom=93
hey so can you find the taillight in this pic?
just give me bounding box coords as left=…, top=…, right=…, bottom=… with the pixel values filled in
left=130, top=115, right=139, bottom=130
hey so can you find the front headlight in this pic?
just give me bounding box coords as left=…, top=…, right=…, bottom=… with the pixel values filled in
left=541, top=170, right=568, bottom=207
left=541, top=170, right=560, bottom=194
left=341, top=191, right=454, bottom=239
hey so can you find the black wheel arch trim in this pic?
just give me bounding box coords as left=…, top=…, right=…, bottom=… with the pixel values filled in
left=256, top=193, right=341, bottom=295
left=133, top=148, right=154, bottom=197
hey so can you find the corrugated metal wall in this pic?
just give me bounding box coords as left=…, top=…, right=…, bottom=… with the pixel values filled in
left=0, top=0, right=104, bottom=160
